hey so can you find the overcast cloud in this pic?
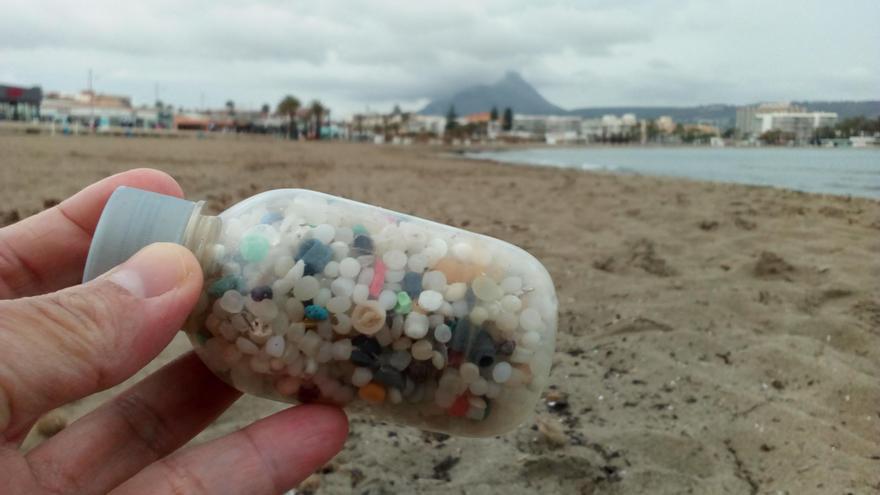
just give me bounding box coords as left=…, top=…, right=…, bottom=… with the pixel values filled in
left=1, top=0, right=877, bottom=116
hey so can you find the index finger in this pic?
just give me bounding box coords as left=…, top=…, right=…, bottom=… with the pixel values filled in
left=0, top=168, right=183, bottom=299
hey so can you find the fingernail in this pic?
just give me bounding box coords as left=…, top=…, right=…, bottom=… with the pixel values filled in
left=106, top=243, right=192, bottom=298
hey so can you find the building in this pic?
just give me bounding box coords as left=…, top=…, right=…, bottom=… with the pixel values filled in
left=579, top=114, right=639, bottom=142
left=512, top=115, right=581, bottom=141
left=735, top=102, right=805, bottom=139
left=655, top=115, right=675, bottom=134
left=754, top=111, right=838, bottom=143
left=404, top=115, right=447, bottom=137
left=40, top=90, right=157, bottom=128
left=0, top=84, right=42, bottom=121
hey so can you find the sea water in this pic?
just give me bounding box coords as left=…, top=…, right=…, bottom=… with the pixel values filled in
left=468, top=147, right=880, bottom=199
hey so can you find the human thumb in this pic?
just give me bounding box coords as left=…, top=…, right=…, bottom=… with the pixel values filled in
left=0, top=243, right=203, bottom=438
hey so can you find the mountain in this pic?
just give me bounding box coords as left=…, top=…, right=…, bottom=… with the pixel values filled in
left=419, top=70, right=880, bottom=125
left=795, top=101, right=880, bottom=119
left=419, top=71, right=565, bottom=116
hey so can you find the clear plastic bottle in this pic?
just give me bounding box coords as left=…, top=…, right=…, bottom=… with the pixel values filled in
left=83, top=187, right=557, bottom=437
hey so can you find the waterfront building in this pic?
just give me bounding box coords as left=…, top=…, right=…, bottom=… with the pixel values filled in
left=0, top=84, right=42, bottom=121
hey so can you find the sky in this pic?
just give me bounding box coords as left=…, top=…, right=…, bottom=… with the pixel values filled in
left=1, top=0, right=878, bottom=117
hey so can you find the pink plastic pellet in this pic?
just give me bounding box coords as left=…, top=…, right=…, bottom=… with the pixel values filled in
left=369, top=258, right=386, bottom=297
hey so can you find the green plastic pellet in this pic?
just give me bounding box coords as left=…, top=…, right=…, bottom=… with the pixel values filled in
left=208, top=275, right=242, bottom=296
left=352, top=224, right=368, bottom=235
left=240, top=234, right=270, bottom=262
left=395, top=291, right=412, bottom=315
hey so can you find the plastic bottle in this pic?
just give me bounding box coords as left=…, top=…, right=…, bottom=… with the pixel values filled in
left=83, top=187, right=557, bottom=437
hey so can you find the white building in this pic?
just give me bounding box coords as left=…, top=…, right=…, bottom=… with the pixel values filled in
left=735, top=102, right=804, bottom=138
left=405, top=115, right=446, bottom=136
left=579, top=114, right=639, bottom=141
left=754, top=111, right=838, bottom=143
left=512, top=114, right=582, bottom=142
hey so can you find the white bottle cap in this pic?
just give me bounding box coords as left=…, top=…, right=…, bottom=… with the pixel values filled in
left=82, top=186, right=197, bottom=282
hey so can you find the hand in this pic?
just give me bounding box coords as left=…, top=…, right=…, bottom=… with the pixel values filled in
left=0, top=169, right=349, bottom=494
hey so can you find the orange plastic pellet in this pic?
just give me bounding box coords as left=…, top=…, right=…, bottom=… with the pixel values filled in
left=433, top=258, right=483, bottom=284
left=358, top=382, right=387, bottom=404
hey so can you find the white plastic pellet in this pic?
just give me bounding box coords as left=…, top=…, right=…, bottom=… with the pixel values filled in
left=500, top=294, right=522, bottom=313
left=422, top=271, right=447, bottom=292
left=338, top=258, right=361, bottom=279
left=219, top=290, right=245, bottom=313
left=519, top=308, right=543, bottom=332
left=236, top=337, right=259, bottom=355
left=404, top=313, right=430, bottom=339
left=500, top=276, right=523, bottom=294
left=352, top=284, right=370, bottom=304
left=383, top=250, right=407, bottom=271
left=378, top=289, right=398, bottom=310
left=444, top=282, right=467, bottom=301
left=418, top=290, right=444, bottom=312
left=312, top=224, right=335, bottom=244
left=327, top=296, right=352, bottom=314
left=492, top=362, right=512, bottom=383
left=293, top=276, right=320, bottom=301
left=351, top=367, right=373, bottom=387
left=265, top=335, right=285, bottom=358
left=434, top=324, right=452, bottom=343
left=323, top=261, right=339, bottom=278
left=330, top=277, right=355, bottom=298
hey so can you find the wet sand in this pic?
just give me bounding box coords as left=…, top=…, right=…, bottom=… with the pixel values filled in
left=2, top=134, right=879, bottom=494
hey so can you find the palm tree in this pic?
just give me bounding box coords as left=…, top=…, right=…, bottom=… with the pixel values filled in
left=225, top=100, right=235, bottom=116
left=309, top=100, right=325, bottom=140
left=277, top=95, right=301, bottom=139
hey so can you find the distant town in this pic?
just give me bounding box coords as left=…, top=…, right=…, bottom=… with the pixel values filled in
left=1, top=81, right=878, bottom=148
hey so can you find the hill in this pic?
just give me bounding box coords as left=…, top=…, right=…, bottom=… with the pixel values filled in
left=419, top=71, right=564, bottom=116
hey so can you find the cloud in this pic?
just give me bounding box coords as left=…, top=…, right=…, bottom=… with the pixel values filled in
left=0, top=0, right=877, bottom=115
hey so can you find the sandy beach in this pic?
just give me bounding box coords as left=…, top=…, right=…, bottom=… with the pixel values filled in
left=2, top=134, right=878, bottom=494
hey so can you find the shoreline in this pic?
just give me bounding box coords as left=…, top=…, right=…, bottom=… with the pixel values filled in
left=459, top=145, right=880, bottom=200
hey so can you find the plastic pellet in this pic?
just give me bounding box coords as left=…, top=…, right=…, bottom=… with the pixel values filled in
left=339, top=257, right=361, bottom=279
left=491, top=362, right=512, bottom=383
left=293, top=276, right=320, bottom=301
left=304, top=305, right=329, bottom=321
left=219, top=290, right=245, bottom=313
left=404, top=312, right=429, bottom=339
left=418, top=290, right=444, bottom=312
left=519, top=308, right=543, bottom=332
left=265, top=335, right=285, bottom=358
left=351, top=302, right=386, bottom=335
left=395, top=291, right=413, bottom=315
left=358, top=382, right=386, bottom=404
left=240, top=234, right=270, bottom=262
left=434, top=324, right=452, bottom=343
left=352, top=367, right=373, bottom=387
left=411, top=339, right=434, bottom=360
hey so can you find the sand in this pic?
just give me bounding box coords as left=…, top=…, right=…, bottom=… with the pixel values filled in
left=2, top=134, right=878, bottom=494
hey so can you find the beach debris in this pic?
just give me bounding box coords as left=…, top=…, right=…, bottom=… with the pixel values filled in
left=699, top=220, right=719, bottom=230
left=35, top=409, right=67, bottom=437
left=432, top=455, right=461, bottom=481
left=535, top=414, right=568, bottom=447
left=754, top=251, right=795, bottom=277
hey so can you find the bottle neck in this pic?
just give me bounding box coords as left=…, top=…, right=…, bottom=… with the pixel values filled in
left=181, top=201, right=222, bottom=276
